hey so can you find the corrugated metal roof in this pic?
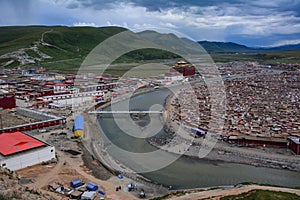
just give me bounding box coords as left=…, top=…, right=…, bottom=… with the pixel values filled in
left=74, top=115, right=84, bottom=130
left=0, top=131, right=46, bottom=156
left=289, top=136, right=300, bottom=145
left=70, top=179, right=82, bottom=187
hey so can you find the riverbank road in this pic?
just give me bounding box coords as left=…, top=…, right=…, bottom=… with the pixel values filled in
left=171, top=185, right=300, bottom=200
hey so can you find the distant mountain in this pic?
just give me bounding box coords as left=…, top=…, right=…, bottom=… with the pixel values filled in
left=198, top=40, right=300, bottom=53
left=261, top=44, right=300, bottom=51
left=0, top=25, right=299, bottom=71
left=198, top=41, right=253, bottom=53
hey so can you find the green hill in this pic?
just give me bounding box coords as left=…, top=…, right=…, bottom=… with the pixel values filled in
left=0, top=26, right=185, bottom=72
left=0, top=26, right=127, bottom=71
left=0, top=26, right=299, bottom=73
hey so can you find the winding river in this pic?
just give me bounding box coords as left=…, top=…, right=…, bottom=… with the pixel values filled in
left=98, top=88, right=300, bottom=189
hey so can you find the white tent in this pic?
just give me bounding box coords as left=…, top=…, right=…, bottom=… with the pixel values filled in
left=81, top=191, right=96, bottom=200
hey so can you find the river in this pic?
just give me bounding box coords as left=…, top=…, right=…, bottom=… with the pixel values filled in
left=98, top=87, right=300, bottom=189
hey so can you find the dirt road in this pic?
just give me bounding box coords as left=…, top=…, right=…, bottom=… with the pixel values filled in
left=21, top=149, right=139, bottom=200
left=171, top=185, right=300, bottom=200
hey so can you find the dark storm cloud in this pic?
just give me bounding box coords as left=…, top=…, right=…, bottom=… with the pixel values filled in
left=0, top=0, right=33, bottom=24
left=63, top=0, right=300, bottom=15
left=0, top=0, right=299, bottom=46
left=64, top=0, right=242, bottom=11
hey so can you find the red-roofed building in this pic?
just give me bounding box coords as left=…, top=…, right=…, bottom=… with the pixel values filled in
left=0, top=93, right=16, bottom=109
left=172, top=60, right=196, bottom=76
left=0, top=132, right=55, bottom=170
left=65, top=80, right=74, bottom=85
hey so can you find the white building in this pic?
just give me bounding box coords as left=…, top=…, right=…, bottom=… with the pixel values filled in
left=81, top=191, right=96, bottom=200
left=39, top=91, right=104, bottom=107
left=0, top=131, right=55, bottom=171
left=164, top=72, right=184, bottom=82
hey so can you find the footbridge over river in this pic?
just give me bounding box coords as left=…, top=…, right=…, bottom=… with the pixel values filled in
left=89, top=110, right=163, bottom=114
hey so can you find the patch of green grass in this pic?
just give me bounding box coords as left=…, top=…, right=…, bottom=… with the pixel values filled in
left=40, top=26, right=127, bottom=59
left=0, top=58, right=12, bottom=65
left=150, top=189, right=210, bottom=200
left=221, top=190, right=300, bottom=200
left=112, top=48, right=181, bottom=64
left=25, top=49, right=41, bottom=58
left=38, top=57, right=84, bottom=73
left=5, top=60, right=20, bottom=68
left=104, top=61, right=172, bottom=77
left=0, top=26, right=50, bottom=55
left=211, top=50, right=300, bottom=65
left=150, top=191, right=188, bottom=200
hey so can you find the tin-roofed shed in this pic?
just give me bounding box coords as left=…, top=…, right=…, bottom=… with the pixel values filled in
left=73, top=115, right=84, bottom=137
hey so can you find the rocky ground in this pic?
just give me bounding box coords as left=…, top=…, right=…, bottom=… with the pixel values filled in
left=0, top=168, right=53, bottom=200
left=0, top=109, right=34, bottom=128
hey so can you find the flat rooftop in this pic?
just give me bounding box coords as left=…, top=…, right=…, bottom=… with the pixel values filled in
left=289, top=137, right=300, bottom=145
left=0, top=131, right=46, bottom=156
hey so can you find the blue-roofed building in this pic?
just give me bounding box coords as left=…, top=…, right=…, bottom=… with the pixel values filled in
left=70, top=179, right=83, bottom=188
left=86, top=183, right=98, bottom=191
left=73, top=115, right=84, bottom=137
left=191, top=127, right=207, bottom=137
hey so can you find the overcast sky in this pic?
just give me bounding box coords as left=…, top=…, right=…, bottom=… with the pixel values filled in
left=1, top=0, right=300, bottom=47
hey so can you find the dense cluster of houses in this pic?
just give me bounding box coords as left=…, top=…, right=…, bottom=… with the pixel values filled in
left=1, top=61, right=299, bottom=154
left=171, top=62, right=300, bottom=154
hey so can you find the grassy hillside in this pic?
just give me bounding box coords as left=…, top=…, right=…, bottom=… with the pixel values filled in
left=113, top=48, right=181, bottom=63
left=0, top=26, right=184, bottom=72
left=0, top=26, right=49, bottom=55
left=0, top=26, right=127, bottom=70
left=0, top=26, right=299, bottom=74
left=41, top=26, right=126, bottom=59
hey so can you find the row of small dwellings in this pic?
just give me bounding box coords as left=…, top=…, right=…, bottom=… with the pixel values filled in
left=0, top=107, right=66, bottom=133
left=1, top=83, right=116, bottom=110
left=1, top=69, right=118, bottom=99
left=225, top=135, right=300, bottom=155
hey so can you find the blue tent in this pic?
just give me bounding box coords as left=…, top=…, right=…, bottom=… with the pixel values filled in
left=70, top=179, right=82, bottom=188
left=118, top=174, right=123, bottom=179
left=98, top=190, right=105, bottom=195
left=86, top=183, right=98, bottom=191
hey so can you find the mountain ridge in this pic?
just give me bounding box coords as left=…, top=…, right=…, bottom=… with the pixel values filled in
left=0, top=26, right=299, bottom=71
left=197, top=40, right=300, bottom=53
